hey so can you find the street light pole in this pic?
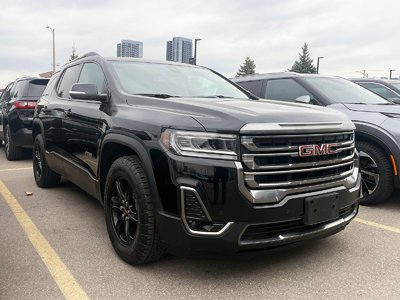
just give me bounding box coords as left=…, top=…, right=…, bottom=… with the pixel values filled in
left=193, top=38, right=201, bottom=65
left=390, top=69, right=396, bottom=80
left=46, top=25, right=55, bottom=73
left=316, top=56, right=324, bottom=74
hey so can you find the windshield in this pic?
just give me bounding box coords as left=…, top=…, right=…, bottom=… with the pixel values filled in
left=304, top=77, right=388, bottom=104
left=110, top=61, right=249, bottom=99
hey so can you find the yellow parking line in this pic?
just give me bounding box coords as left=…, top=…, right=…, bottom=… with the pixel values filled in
left=0, top=167, right=32, bottom=172
left=355, top=218, right=400, bottom=234
left=0, top=180, right=89, bottom=300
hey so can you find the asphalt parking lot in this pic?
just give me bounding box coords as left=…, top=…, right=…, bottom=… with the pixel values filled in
left=1, top=149, right=400, bottom=299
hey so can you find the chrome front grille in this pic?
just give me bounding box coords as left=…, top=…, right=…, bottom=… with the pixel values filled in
left=241, top=131, right=355, bottom=189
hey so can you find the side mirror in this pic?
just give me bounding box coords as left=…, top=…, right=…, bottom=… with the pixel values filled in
left=295, top=95, right=311, bottom=104
left=69, top=83, right=107, bottom=101
left=387, top=98, right=400, bottom=104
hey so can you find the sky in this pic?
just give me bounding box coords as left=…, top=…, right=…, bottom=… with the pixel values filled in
left=1, top=0, right=400, bottom=88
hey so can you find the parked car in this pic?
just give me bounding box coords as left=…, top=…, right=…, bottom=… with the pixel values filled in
left=233, top=73, right=400, bottom=205
left=33, top=53, right=360, bottom=264
left=0, top=77, right=49, bottom=160
left=350, top=78, right=400, bottom=102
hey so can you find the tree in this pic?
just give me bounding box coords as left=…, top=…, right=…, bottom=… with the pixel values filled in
left=236, top=56, right=256, bottom=77
left=69, top=45, right=79, bottom=62
left=288, top=43, right=317, bottom=74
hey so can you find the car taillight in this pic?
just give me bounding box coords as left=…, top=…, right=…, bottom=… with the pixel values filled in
left=13, top=100, right=37, bottom=110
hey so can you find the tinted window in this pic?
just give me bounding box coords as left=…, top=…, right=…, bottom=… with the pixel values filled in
left=78, top=63, right=106, bottom=93
left=0, top=83, right=13, bottom=102
left=236, top=80, right=262, bottom=97
left=57, top=64, right=81, bottom=98
left=11, top=80, right=27, bottom=98
left=265, top=79, right=310, bottom=101
left=358, top=82, right=399, bottom=100
left=111, top=61, right=249, bottom=99
left=304, top=77, right=388, bottom=104
left=42, top=74, right=60, bottom=97
left=26, top=79, right=49, bottom=97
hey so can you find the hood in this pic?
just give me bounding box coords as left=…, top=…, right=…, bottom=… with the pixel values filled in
left=127, top=97, right=351, bottom=132
left=343, top=103, right=400, bottom=114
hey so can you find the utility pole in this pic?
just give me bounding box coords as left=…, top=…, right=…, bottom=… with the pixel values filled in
left=192, top=38, right=201, bottom=65
left=316, top=56, right=324, bottom=74
left=362, top=70, right=366, bottom=78
left=390, top=69, right=396, bottom=80
left=46, top=25, right=56, bottom=73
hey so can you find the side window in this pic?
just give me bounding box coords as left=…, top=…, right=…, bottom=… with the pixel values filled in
left=42, top=74, right=59, bottom=97
left=237, top=80, right=263, bottom=97
left=0, top=83, right=14, bottom=102
left=57, top=64, right=81, bottom=98
left=11, top=81, right=26, bottom=99
left=78, top=63, right=106, bottom=94
left=265, top=79, right=311, bottom=101
left=357, top=82, right=398, bottom=99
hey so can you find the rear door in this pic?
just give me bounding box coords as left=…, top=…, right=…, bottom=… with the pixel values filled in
left=62, top=62, right=106, bottom=178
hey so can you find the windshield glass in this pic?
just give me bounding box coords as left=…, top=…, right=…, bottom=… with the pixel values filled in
left=110, top=61, right=249, bottom=99
left=304, top=77, right=388, bottom=104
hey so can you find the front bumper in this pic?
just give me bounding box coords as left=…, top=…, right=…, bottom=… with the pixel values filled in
left=155, top=155, right=361, bottom=257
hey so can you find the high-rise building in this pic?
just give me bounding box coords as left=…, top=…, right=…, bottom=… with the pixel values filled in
left=165, top=37, right=193, bottom=64
left=117, top=40, right=143, bottom=58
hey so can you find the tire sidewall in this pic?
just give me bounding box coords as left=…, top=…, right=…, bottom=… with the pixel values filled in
left=104, top=164, right=146, bottom=261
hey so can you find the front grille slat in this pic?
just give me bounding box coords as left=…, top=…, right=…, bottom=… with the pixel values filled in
left=241, top=204, right=356, bottom=243
left=241, top=131, right=355, bottom=189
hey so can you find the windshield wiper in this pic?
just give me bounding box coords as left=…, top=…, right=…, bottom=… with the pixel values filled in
left=135, top=93, right=180, bottom=99
left=193, top=95, right=234, bottom=98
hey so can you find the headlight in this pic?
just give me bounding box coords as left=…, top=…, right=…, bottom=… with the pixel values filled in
left=383, top=113, right=400, bottom=118
left=160, top=129, right=238, bottom=160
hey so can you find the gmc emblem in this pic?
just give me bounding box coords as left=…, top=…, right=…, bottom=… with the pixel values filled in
left=298, top=143, right=338, bottom=157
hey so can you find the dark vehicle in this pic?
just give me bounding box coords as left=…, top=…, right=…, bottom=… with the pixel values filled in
left=0, top=77, right=49, bottom=160
left=350, top=78, right=400, bottom=102
left=33, top=53, right=360, bottom=264
left=233, top=73, right=400, bottom=205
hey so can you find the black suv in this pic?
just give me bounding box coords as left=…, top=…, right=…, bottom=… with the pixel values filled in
left=33, top=53, right=360, bottom=264
left=233, top=73, right=400, bottom=206
left=0, top=77, right=49, bottom=160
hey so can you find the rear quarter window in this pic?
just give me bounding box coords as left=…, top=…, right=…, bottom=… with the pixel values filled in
left=26, top=79, right=49, bottom=97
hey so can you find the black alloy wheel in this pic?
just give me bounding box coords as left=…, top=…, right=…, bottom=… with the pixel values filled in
left=110, top=178, right=139, bottom=245
left=359, top=151, right=380, bottom=197
left=356, top=141, right=393, bottom=205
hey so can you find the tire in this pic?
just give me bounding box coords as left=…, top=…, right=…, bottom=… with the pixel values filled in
left=33, top=134, right=61, bottom=187
left=5, top=125, right=23, bottom=161
left=357, top=141, right=394, bottom=206
left=104, top=155, right=165, bottom=265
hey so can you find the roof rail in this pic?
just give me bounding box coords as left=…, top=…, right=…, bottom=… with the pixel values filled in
left=80, top=52, right=100, bottom=58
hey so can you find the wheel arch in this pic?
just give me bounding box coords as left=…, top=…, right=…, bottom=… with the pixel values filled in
left=98, top=133, right=162, bottom=208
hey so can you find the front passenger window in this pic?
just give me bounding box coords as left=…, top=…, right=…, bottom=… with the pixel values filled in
left=57, top=64, right=81, bottom=98
left=78, top=63, right=106, bottom=94
left=265, top=79, right=311, bottom=102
